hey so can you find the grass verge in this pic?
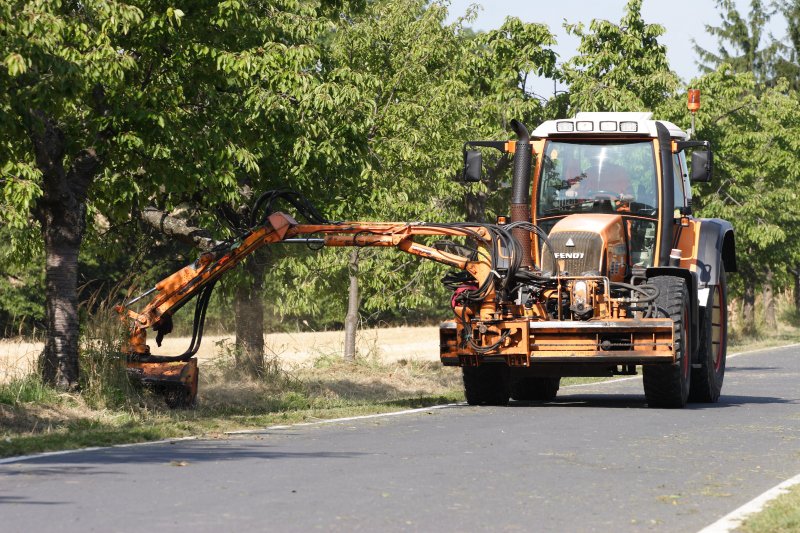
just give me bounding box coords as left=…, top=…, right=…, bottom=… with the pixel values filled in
left=0, top=344, right=464, bottom=458
left=739, top=483, right=800, bottom=533
left=2, top=321, right=800, bottom=460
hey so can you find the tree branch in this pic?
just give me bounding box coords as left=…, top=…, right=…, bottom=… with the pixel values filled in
left=140, top=207, right=220, bottom=252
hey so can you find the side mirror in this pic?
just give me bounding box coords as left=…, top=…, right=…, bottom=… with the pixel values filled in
left=690, top=150, right=713, bottom=183
left=462, top=150, right=482, bottom=183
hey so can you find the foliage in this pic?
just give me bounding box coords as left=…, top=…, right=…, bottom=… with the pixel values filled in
left=561, top=0, right=680, bottom=113
left=773, top=0, right=800, bottom=90
left=3, top=0, right=800, bottom=362
left=459, top=16, right=558, bottom=222
left=263, top=1, right=560, bottom=324
left=0, top=0, right=373, bottom=380
left=693, top=0, right=779, bottom=85
left=686, top=0, right=800, bottom=299
left=0, top=230, right=44, bottom=336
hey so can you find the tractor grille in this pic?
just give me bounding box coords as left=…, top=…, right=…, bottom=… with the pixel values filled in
left=541, top=231, right=603, bottom=275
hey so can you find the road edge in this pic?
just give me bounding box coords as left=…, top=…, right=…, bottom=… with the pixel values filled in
left=697, top=472, right=800, bottom=533
left=2, top=342, right=797, bottom=465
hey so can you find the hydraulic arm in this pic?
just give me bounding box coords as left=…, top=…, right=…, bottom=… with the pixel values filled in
left=117, top=206, right=531, bottom=405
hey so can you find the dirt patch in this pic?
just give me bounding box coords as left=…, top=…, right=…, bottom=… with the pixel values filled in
left=0, top=326, right=441, bottom=382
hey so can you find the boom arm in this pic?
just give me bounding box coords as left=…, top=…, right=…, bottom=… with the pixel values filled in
left=117, top=212, right=499, bottom=360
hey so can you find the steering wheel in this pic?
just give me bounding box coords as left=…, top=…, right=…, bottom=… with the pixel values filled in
left=587, top=190, right=632, bottom=213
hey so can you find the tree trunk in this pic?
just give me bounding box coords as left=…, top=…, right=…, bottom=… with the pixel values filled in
left=41, top=237, right=82, bottom=388
left=743, top=282, right=756, bottom=336
left=234, top=255, right=267, bottom=376
left=344, top=249, right=360, bottom=362
left=27, top=110, right=97, bottom=390
left=792, top=264, right=800, bottom=316
left=763, top=267, right=776, bottom=329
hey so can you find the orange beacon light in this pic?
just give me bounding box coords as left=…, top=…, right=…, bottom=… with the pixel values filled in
left=688, top=89, right=701, bottom=112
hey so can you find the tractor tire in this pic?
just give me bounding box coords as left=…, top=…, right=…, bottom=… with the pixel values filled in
left=463, top=365, right=509, bottom=406
left=643, top=276, right=692, bottom=408
left=689, top=265, right=728, bottom=402
left=510, top=377, right=560, bottom=402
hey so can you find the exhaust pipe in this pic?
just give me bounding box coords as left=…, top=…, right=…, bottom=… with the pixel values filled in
left=509, top=119, right=533, bottom=268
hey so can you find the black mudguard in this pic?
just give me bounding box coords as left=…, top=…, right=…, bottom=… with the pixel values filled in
left=695, top=218, right=736, bottom=288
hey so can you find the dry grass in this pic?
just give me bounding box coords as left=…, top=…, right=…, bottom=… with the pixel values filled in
left=0, top=326, right=441, bottom=383
left=196, top=337, right=462, bottom=413
left=0, top=330, right=462, bottom=458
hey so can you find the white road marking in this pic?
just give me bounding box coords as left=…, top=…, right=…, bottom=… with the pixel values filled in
left=227, top=403, right=460, bottom=434
left=559, top=343, right=800, bottom=388
left=1, top=343, right=797, bottom=465
left=0, top=436, right=198, bottom=465
left=697, top=472, right=800, bottom=533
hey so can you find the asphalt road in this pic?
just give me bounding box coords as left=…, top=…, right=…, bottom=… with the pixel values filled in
left=2, top=345, right=799, bottom=532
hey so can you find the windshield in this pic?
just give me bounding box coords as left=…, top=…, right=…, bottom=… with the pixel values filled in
left=536, top=140, right=658, bottom=218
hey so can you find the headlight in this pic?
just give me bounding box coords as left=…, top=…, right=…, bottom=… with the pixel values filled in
left=572, top=280, right=587, bottom=309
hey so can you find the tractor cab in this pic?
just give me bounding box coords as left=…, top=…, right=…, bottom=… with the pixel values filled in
left=530, top=112, right=712, bottom=276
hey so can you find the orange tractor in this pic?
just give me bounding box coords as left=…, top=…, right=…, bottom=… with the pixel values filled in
left=118, top=94, right=734, bottom=408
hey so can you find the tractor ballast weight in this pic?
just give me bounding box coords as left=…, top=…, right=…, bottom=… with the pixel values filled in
left=118, top=99, right=734, bottom=409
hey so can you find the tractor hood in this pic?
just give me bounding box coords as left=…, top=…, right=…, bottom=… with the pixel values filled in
left=540, top=214, right=628, bottom=281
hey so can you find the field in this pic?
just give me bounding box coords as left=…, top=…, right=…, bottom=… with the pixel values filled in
left=0, top=326, right=442, bottom=383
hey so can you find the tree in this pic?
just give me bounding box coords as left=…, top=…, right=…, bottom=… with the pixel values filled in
left=1, top=1, right=145, bottom=388
left=275, top=1, right=560, bottom=356
left=0, top=1, right=353, bottom=387
left=693, top=0, right=777, bottom=85
left=772, top=0, right=800, bottom=90
left=692, top=0, right=800, bottom=323
left=561, top=0, right=680, bottom=113
left=461, top=17, right=557, bottom=223
left=682, top=69, right=800, bottom=329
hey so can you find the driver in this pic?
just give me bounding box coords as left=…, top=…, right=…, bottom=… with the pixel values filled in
left=576, top=162, right=634, bottom=199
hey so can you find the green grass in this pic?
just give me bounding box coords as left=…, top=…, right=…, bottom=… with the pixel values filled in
left=739, top=483, right=800, bottom=533
left=0, top=374, right=61, bottom=405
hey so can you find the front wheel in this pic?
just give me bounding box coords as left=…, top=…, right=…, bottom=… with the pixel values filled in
left=643, top=276, right=692, bottom=408
left=689, top=265, right=728, bottom=402
left=463, top=365, right=509, bottom=406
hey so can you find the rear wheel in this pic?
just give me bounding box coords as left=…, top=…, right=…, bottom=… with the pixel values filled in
left=463, top=365, right=509, bottom=406
left=510, top=377, right=560, bottom=402
left=643, top=276, right=691, bottom=408
left=689, top=265, right=728, bottom=402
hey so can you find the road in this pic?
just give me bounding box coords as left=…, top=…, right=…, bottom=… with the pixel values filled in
left=2, top=345, right=799, bottom=532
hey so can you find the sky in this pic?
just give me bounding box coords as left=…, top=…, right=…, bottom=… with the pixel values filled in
left=444, top=0, right=787, bottom=98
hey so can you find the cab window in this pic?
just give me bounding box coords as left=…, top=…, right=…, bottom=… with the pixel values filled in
left=536, top=140, right=659, bottom=217
left=673, top=154, right=687, bottom=209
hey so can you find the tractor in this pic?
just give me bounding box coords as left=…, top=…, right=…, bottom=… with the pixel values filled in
left=118, top=93, right=734, bottom=408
